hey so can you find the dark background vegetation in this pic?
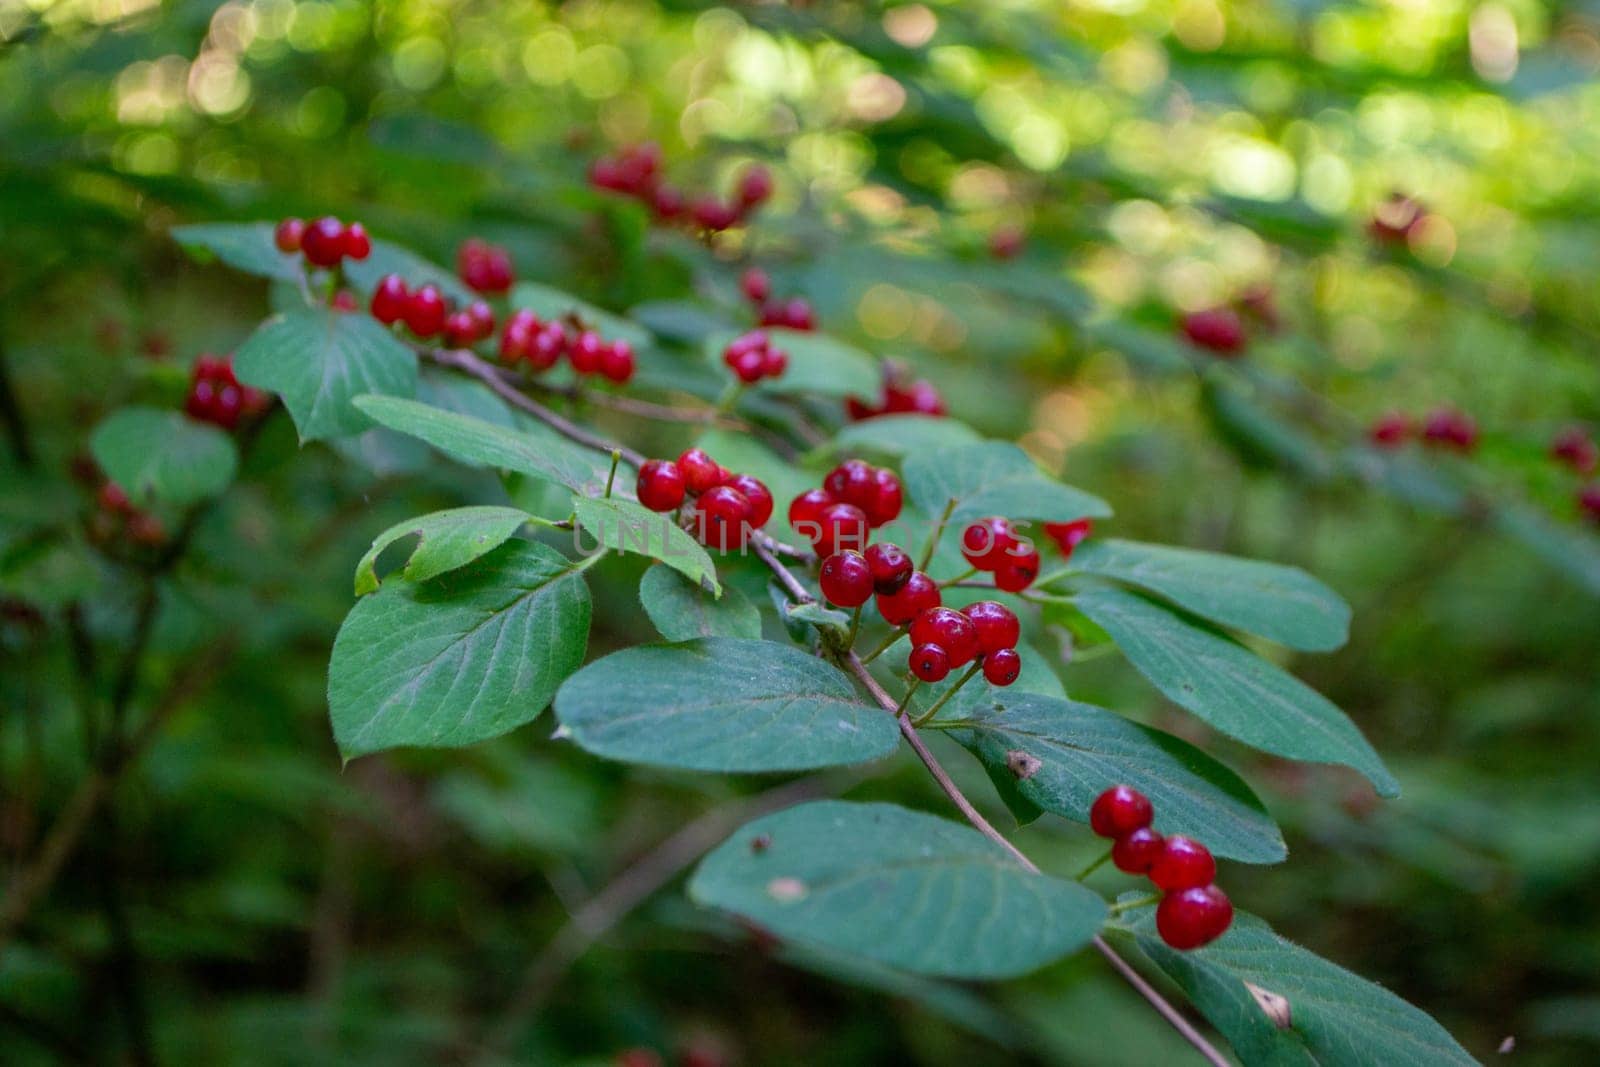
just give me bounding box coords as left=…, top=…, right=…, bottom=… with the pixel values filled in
left=3, top=0, right=1600, bottom=1063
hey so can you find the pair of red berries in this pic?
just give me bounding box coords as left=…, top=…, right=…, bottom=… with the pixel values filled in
left=501, top=310, right=635, bottom=384
left=274, top=216, right=370, bottom=268
left=1042, top=517, right=1094, bottom=559
left=1372, top=407, right=1478, bottom=453
left=369, top=273, right=492, bottom=346
left=94, top=481, right=165, bottom=546
left=589, top=143, right=772, bottom=234
left=961, top=517, right=1041, bottom=593
left=1550, top=427, right=1598, bottom=476
left=636, top=449, right=774, bottom=551
left=1180, top=307, right=1247, bottom=357
left=906, top=602, right=1022, bottom=686
left=737, top=271, right=819, bottom=332
left=789, top=461, right=904, bottom=557
left=846, top=369, right=947, bottom=420
left=185, top=353, right=267, bottom=430
left=1089, top=785, right=1233, bottom=951
left=457, top=238, right=514, bottom=294
left=721, top=331, right=787, bottom=384
left=819, top=543, right=944, bottom=625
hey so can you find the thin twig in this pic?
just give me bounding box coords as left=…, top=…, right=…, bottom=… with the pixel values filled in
left=0, top=333, right=37, bottom=469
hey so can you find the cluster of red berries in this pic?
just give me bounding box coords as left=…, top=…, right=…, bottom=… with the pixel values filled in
left=1581, top=485, right=1600, bottom=526
left=846, top=366, right=947, bottom=421
left=185, top=354, right=267, bottom=430
left=457, top=238, right=514, bottom=294
left=721, top=330, right=787, bottom=384
left=273, top=216, right=370, bottom=268
left=1090, top=785, right=1233, bottom=951
left=961, top=516, right=1041, bottom=593
left=369, top=274, right=495, bottom=347
left=503, top=309, right=635, bottom=384
left=1043, top=517, right=1094, bottom=558
left=1368, top=407, right=1479, bottom=454
left=788, top=459, right=904, bottom=556
left=589, top=143, right=773, bottom=234
left=636, top=448, right=774, bottom=551
left=93, top=481, right=165, bottom=546
left=1551, top=426, right=1598, bottom=476
left=739, top=269, right=818, bottom=331
left=1369, top=192, right=1429, bottom=246
left=907, top=601, right=1022, bottom=685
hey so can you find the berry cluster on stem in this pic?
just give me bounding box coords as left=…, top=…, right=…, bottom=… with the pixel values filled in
left=457, top=238, right=514, bottom=294
left=274, top=216, right=370, bottom=268
left=961, top=516, right=1041, bottom=593
left=1368, top=407, right=1479, bottom=454
left=635, top=448, right=773, bottom=552
left=846, top=364, right=946, bottom=420
left=185, top=353, right=268, bottom=431
left=721, top=330, right=787, bottom=384
left=1090, top=785, right=1233, bottom=951
left=589, top=143, right=772, bottom=235
left=736, top=269, right=817, bottom=332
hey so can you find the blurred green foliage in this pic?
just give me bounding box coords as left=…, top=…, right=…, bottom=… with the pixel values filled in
left=2, top=0, right=1599, bottom=1063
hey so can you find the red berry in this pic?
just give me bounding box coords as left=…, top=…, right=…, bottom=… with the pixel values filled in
left=443, top=311, right=478, bottom=348
left=403, top=284, right=448, bottom=338
left=736, top=164, right=773, bottom=209
left=1421, top=407, right=1477, bottom=453
left=875, top=570, right=940, bottom=625
left=909, top=607, right=980, bottom=666
left=1368, top=412, right=1412, bottom=448
left=721, top=474, right=773, bottom=528
left=677, top=448, right=724, bottom=495
left=1579, top=484, right=1600, bottom=524
left=961, top=517, right=1016, bottom=571
left=994, top=546, right=1041, bottom=592
left=213, top=384, right=243, bottom=428
left=1181, top=307, right=1246, bottom=356
left=273, top=217, right=305, bottom=253
left=636, top=459, right=686, bottom=512
left=651, top=183, right=686, bottom=221
left=728, top=347, right=766, bottom=384
left=989, top=225, right=1024, bottom=260
left=692, top=198, right=739, bottom=232
left=1088, top=785, right=1153, bottom=839
left=812, top=501, right=868, bottom=557
left=962, top=600, right=1019, bottom=654
left=370, top=274, right=408, bottom=325
left=600, top=340, right=635, bottom=384
left=909, top=643, right=951, bottom=682
left=741, top=267, right=771, bottom=304
left=569, top=331, right=604, bottom=375
left=819, top=551, right=874, bottom=607
left=1149, top=836, right=1216, bottom=891
left=465, top=300, right=495, bottom=339
left=761, top=344, right=787, bottom=379
left=864, top=543, right=913, bottom=594
left=695, top=485, right=753, bottom=551
left=99, top=481, right=131, bottom=513
left=342, top=222, right=371, bottom=260
left=1156, top=885, right=1233, bottom=951
left=1043, top=518, right=1093, bottom=557
left=530, top=322, right=567, bottom=368
left=982, top=648, right=1021, bottom=686
left=781, top=298, right=815, bottom=331
left=825, top=460, right=876, bottom=509
left=1111, top=827, right=1165, bottom=875
left=864, top=468, right=902, bottom=526
left=301, top=216, right=346, bottom=267
left=1551, top=427, right=1598, bottom=474
left=788, top=488, right=835, bottom=537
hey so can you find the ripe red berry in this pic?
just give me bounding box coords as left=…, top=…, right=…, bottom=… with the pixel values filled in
left=1043, top=518, right=1093, bottom=557
left=963, top=601, right=1019, bottom=654
left=529, top=322, right=566, bottom=368
left=677, top=448, right=724, bottom=495
left=994, top=546, right=1041, bottom=593
left=1149, top=836, right=1217, bottom=892
left=875, top=570, right=940, bottom=625
left=1580, top=483, right=1600, bottom=524
left=736, top=164, right=773, bottom=209
left=273, top=217, right=305, bottom=253
left=909, top=643, right=951, bottom=682
left=761, top=344, right=787, bottom=379
left=692, top=198, right=739, bottom=233
left=1368, top=412, right=1411, bottom=448
left=458, top=239, right=515, bottom=293
left=99, top=481, right=132, bottom=513
left=788, top=487, right=835, bottom=536
left=982, top=648, right=1021, bottom=686
left=864, top=468, right=902, bottom=526
left=781, top=298, right=814, bottom=331
left=722, top=474, right=773, bottom=528
left=740, top=267, right=770, bottom=304
left=370, top=274, right=408, bottom=325
left=695, top=485, right=753, bottom=551
left=465, top=300, right=494, bottom=339
left=651, top=183, right=686, bottom=221
left=728, top=346, right=766, bottom=384
left=825, top=460, right=876, bottom=508
left=1181, top=307, right=1245, bottom=356
left=989, top=225, right=1024, bottom=260
left=864, top=542, right=913, bottom=594
left=342, top=222, right=371, bottom=260
left=961, top=517, right=1016, bottom=571
left=403, top=284, right=448, bottom=338
left=819, top=551, right=874, bottom=607
left=443, top=311, right=478, bottom=348
left=910, top=607, right=980, bottom=666
left=569, top=331, right=604, bottom=375
left=636, top=459, right=686, bottom=512
left=1156, top=885, right=1233, bottom=951
left=1551, top=427, right=1598, bottom=475
left=812, top=501, right=869, bottom=557
left=1112, top=827, right=1166, bottom=875
left=1089, top=785, right=1153, bottom=839
left=301, top=216, right=346, bottom=267
left=1421, top=407, right=1478, bottom=453
left=600, top=340, right=635, bottom=384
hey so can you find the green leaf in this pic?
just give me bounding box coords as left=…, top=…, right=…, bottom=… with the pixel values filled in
left=941, top=693, right=1285, bottom=864
left=820, top=414, right=983, bottom=461
left=511, top=281, right=652, bottom=349
left=89, top=407, right=238, bottom=506
left=1062, top=539, right=1350, bottom=651
left=1200, top=378, right=1333, bottom=482
left=328, top=540, right=591, bottom=758
left=1123, top=910, right=1476, bottom=1066
left=1492, top=501, right=1600, bottom=596
left=573, top=495, right=719, bottom=594
left=353, top=506, right=534, bottom=596
left=353, top=395, right=618, bottom=494
left=1075, top=588, right=1398, bottom=797
left=748, top=329, right=880, bottom=400
left=639, top=565, right=760, bottom=641
left=172, top=222, right=302, bottom=282
left=688, top=800, right=1107, bottom=978
left=781, top=599, right=853, bottom=635
left=342, top=238, right=474, bottom=304
left=234, top=308, right=418, bottom=442
left=904, top=442, right=1111, bottom=527
left=554, top=638, right=898, bottom=772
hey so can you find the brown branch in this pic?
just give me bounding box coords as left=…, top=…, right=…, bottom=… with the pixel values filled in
left=435, top=343, right=1232, bottom=1067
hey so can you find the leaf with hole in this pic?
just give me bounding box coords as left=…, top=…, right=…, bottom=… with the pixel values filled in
left=353, top=506, right=535, bottom=596
left=689, top=801, right=1107, bottom=978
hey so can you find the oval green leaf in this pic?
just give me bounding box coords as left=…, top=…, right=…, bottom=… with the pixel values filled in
left=639, top=565, right=760, bottom=641
left=573, top=495, right=719, bottom=594
left=172, top=222, right=302, bottom=282
left=90, top=407, right=238, bottom=507
left=904, top=442, right=1111, bottom=528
